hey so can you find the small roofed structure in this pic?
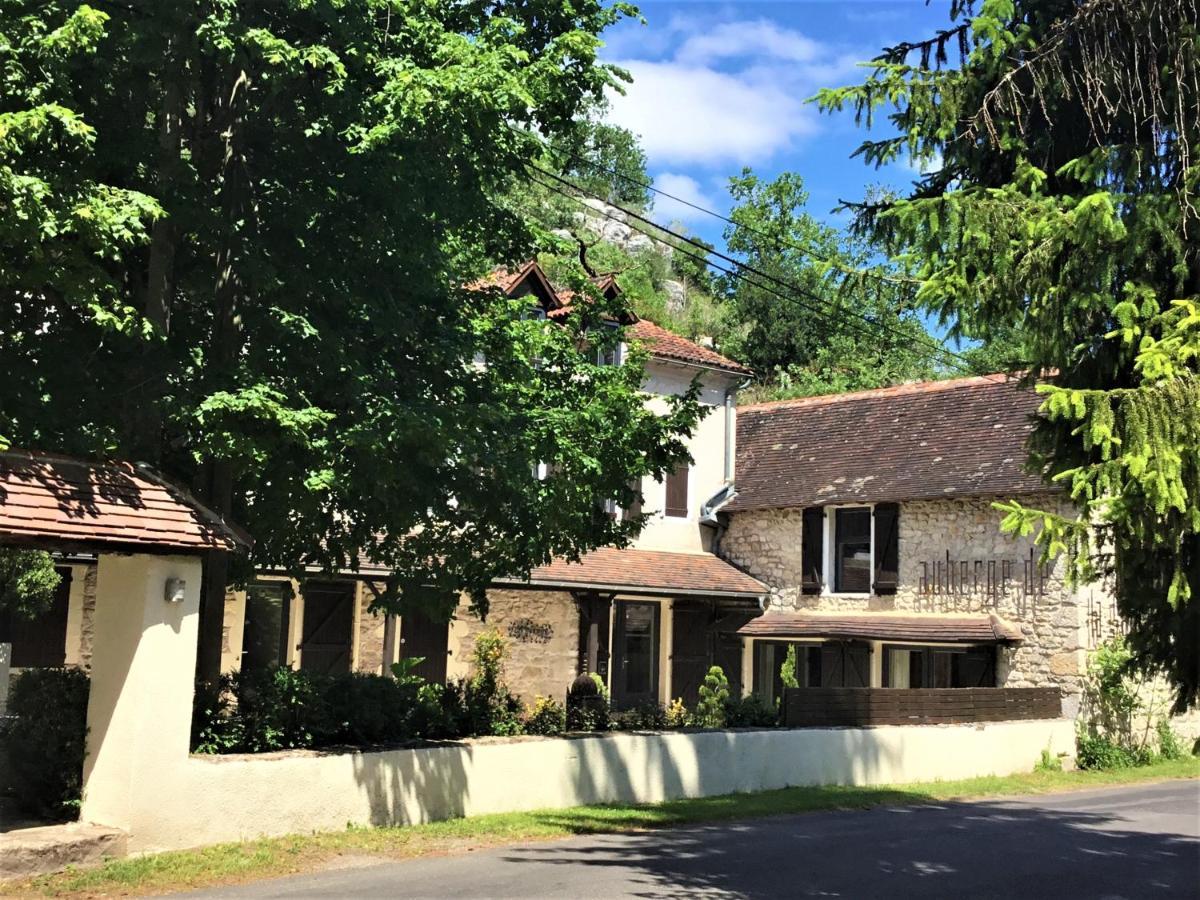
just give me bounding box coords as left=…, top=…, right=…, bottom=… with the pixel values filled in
left=0, top=450, right=249, bottom=555
left=0, top=450, right=249, bottom=849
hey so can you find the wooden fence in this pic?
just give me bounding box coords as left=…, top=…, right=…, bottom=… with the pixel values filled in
left=782, top=687, right=1062, bottom=728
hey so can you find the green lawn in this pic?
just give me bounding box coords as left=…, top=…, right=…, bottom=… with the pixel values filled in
left=11, top=757, right=1199, bottom=898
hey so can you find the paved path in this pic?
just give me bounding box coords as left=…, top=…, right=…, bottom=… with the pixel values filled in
left=190, top=781, right=1200, bottom=898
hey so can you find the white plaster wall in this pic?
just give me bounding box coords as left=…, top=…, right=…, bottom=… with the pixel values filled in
left=634, top=362, right=736, bottom=554
left=125, top=718, right=1073, bottom=853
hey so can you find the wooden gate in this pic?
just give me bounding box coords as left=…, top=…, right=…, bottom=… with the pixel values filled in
left=298, top=581, right=354, bottom=674
left=782, top=686, right=1062, bottom=727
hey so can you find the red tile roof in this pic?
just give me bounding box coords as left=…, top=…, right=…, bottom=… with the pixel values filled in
left=0, top=451, right=250, bottom=554
left=629, top=320, right=751, bottom=376
left=736, top=611, right=1023, bottom=643
left=728, top=374, right=1050, bottom=510
left=495, top=547, right=768, bottom=598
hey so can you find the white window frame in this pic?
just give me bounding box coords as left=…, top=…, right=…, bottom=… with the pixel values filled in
left=822, top=503, right=875, bottom=597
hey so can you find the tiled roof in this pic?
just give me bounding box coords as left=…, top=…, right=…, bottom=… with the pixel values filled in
left=496, top=546, right=768, bottom=598
left=0, top=450, right=250, bottom=554
left=629, top=320, right=751, bottom=376
left=736, top=611, right=1023, bottom=643
left=728, top=375, right=1050, bottom=510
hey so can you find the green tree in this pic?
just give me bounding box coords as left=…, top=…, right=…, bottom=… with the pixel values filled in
left=818, top=0, right=1199, bottom=707
left=0, top=549, right=61, bottom=619
left=0, top=0, right=704, bottom=680
left=562, top=118, right=651, bottom=209
left=721, top=170, right=941, bottom=395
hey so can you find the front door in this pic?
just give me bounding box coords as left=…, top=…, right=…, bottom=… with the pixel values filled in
left=670, top=602, right=709, bottom=706
left=612, top=600, right=659, bottom=708
left=399, top=610, right=449, bottom=684
left=298, top=581, right=354, bottom=675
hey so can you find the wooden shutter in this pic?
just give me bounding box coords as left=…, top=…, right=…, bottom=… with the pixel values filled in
left=664, top=464, right=689, bottom=518
left=873, top=503, right=900, bottom=595
left=801, top=507, right=825, bottom=595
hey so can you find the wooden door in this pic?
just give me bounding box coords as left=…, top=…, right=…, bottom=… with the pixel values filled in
left=298, top=581, right=354, bottom=675
left=399, top=611, right=449, bottom=684
left=611, top=601, right=659, bottom=709
left=670, top=602, right=709, bottom=706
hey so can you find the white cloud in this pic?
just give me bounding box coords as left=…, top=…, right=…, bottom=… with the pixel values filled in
left=650, top=172, right=720, bottom=223
left=607, top=59, right=818, bottom=166
left=603, top=18, right=867, bottom=168
left=675, top=19, right=823, bottom=65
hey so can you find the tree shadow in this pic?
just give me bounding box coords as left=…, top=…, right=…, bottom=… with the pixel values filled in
left=501, top=790, right=1199, bottom=898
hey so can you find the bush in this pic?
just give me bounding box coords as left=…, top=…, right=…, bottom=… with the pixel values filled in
left=1035, top=748, right=1063, bottom=772
left=524, top=696, right=566, bottom=736
left=664, top=697, right=689, bottom=728
left=1156, top=719, right=1187, bottom=761
left=1, top=667, right=89, bottom=819
left=610, top=700, right=668, bottom=731
left=324, top=672, right=420, bottom=745
left=1076, top=729, right=1153, bottom=770
left=723, top=693, right=779, bottom=728
left=692, top=666, right=729, bottom=728
left=566, top=674, right=609, bottom=731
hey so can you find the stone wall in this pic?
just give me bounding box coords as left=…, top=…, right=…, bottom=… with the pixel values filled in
left=355, top=587, right=389, bottom=675
left=447, top=589, right=578, bottom=704
left=721, top=494, right=1090, bottom=716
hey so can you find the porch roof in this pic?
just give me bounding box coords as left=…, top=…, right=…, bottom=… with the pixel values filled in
left=735, top=611, right=1023, bottom=644
left=495, top=547, right=769, bottom=600
left=0, top=450, right=250, bottom=555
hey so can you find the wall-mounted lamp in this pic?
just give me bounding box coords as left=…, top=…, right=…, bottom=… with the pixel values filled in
left=164, top=577, right=187, bottom=604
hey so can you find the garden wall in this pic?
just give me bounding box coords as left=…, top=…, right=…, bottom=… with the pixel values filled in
left=120, top=717, right=1073, bottom=853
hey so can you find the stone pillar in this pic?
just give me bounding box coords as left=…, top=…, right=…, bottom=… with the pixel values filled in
left=80, top=553, right=203, bottom=833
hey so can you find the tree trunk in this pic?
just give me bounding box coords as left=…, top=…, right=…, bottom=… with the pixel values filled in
left=195, top=64, right=252, bottom=685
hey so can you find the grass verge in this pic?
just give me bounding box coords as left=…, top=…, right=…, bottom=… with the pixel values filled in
left=9, top=756, right=1198, bottom=898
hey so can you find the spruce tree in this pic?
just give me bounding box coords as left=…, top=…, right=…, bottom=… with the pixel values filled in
left=818, top=0, right=1199, bottom=708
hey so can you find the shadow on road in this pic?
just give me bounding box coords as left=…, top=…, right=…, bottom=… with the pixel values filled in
left=508, top=796, right=1200, bottom=897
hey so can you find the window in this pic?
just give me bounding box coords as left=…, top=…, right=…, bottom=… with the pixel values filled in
left=882, top=645, right=996, bottom=688
left=752, top=641, right=822, bottom=704
left=0, top=567, right=71, bottom=668
left=592, top=323, right=623, bottom=366
left=800, top=503, right=900, bottom=596
left=834, top=507, right=872, bottom=593
left=241, top=581, right=290, bottom=673
left=664, top=464, right=689, bottom=518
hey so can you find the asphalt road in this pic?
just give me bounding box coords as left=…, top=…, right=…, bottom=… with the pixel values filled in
left=190, top=781, right=1200, bottom=899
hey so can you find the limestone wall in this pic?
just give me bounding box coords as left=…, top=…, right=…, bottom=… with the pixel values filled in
left=446, top=589, right=578, bottom=703
left=355, top=587, right=389, bottom=675
left=721, top=494, right=1089, bottom=715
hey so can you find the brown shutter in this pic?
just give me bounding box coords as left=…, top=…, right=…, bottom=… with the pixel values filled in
left=801, top=507, right=825, bottom=595
left=664, top=464, right=689, bottom=518
left=873, top=503, right=900, bottom=595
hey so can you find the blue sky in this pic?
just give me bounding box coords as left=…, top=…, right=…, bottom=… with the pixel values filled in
left=600, top=1, right=954, bottom=247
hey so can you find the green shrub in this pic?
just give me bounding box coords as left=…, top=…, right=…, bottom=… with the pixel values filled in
left=524, top=696, right=566, bottom=736
left=1, top=667, right=89, bottom=819
left=324, top=672, right=419, bottom=745
left=566, top=674, right=609, bottom=731
left=1156, top=719, right=1186, bottom=761
left=610, top=700, right=668, bottom=731
left=1076, top=729, right=1153, bottom=770
left=692, top=666, right=729, bottom=728
left=191, top=675, right=243, bottom=754
left=723, top=693, right=779, bottom=727
left=1035, top=748, right=1063, bottom=772
left=779, top=645, right=799, bottom=691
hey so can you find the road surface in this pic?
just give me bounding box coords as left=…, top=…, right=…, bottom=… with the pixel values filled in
left=189, top=780, right=1200, bottom=898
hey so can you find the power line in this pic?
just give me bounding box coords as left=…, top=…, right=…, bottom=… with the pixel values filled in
left=527, top=164, right=979, bottom=374
left=509, top=123, right=919, bottom=287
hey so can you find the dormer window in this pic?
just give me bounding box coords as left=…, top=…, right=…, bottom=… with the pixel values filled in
left=592, top=322, right=623, bottom=366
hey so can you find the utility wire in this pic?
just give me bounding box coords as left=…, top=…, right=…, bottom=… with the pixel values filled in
left=509, top=123, right=919, bottom=286
left=528, top=164, right=980, bottom=374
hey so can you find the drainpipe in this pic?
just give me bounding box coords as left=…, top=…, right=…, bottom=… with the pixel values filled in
left=723, top=376, right=753, bottom=485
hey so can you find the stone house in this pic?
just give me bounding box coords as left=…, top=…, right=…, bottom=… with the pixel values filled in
left=719, top=376, right=1196, bottom=738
